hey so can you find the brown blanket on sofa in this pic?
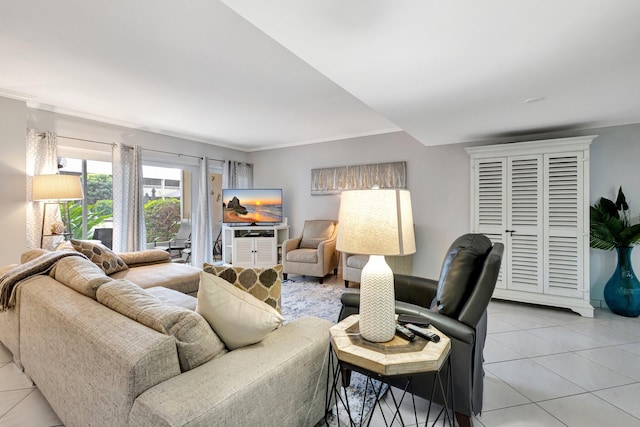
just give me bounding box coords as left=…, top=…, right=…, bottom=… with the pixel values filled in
left=0, top=250, right=88, bottom=311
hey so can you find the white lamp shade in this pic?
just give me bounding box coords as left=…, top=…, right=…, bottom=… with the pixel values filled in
left=33, top=174, right=84, bottom=201
left=337, top=188, right=416, bottom=342
left=337, top=188, right=416, bottom=256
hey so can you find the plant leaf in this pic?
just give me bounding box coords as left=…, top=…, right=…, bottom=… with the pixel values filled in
left=619, top=223, right=640, bottom=247
left=615, top=186, right=629, bottom=211
left=599, top=197, right=619, bottom=218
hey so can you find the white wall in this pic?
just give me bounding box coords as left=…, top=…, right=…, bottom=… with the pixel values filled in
left=251, top=123, right=640, bottom=309
left=251, top=131, right=473, bottom=278
left=0, top=97, right=27, bottom=265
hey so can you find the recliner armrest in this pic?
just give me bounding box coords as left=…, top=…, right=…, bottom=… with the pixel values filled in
left=394, top=302, right=475, bottom=345
left=339, top=293, right=475, bottom=345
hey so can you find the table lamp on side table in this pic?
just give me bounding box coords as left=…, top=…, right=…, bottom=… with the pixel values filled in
left=33, top=174, right=84, bottom=248
left=337, top=187, right=416, bottom=342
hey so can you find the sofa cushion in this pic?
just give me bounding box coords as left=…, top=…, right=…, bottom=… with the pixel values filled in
left=147, top=286, right=197, bottom=311
left=110, top=262, right=201, bottom=295
left=435, top=234, right=492, bottom=318
left=97, top=279, right=226, bottom=371
left=197, top=271, right=284, bottom=350
left=71, top=239, right=128, bottom=275
left=202, top=263, right=282, bottom=312
left=53, top=255, right=112, bottom=299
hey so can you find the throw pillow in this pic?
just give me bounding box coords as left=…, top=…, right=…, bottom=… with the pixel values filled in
left=70, top=239, right=128, bottom=275
left=97, top=279, right=226, bottom=371
left=299, top=238, right=324, bottom=249
left=300, top=220, right=335, bottom=249
left=197, top=271, right=284, bottom=350
left=202, top=263, right=282, bottom=312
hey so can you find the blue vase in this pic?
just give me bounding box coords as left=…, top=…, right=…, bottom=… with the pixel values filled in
left=603, top=246, right=640, bottom=317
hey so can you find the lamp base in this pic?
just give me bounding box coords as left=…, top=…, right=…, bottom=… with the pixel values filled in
left=359, top=255, right=396, bottom=342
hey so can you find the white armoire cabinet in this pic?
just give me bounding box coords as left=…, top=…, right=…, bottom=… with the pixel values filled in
left=466, top=136, right=596, bottom=317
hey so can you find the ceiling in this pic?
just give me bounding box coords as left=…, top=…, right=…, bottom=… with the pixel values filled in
left=1, top=1, right=639, bottom=151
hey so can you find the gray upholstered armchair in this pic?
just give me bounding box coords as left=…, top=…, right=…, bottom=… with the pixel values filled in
left=339, top=234, right=504, bottom=427
left=282, top=220, right=339, bottom=284
left=342, top=252, right=414, bottom=288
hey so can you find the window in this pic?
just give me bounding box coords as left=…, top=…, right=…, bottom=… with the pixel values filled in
left=59, top=158, right=113, bottom=240
left=143, top=165, right=186, bottom=245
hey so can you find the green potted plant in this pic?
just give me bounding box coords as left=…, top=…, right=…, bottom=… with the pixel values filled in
left=590, top=186, right=640, bottom=316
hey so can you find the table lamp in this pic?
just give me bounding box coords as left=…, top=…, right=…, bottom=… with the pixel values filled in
left=337, top=188, right=416, bottom=342
left=33, top=174, right=84, bottom=248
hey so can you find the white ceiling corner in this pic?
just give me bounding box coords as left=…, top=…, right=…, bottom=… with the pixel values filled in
left=2, top=0, right=640, bottom=150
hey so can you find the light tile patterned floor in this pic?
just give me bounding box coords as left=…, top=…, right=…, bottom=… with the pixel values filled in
left=366, top=300, right=640, bottom=427
left=1, top=297, right=640, bottom=426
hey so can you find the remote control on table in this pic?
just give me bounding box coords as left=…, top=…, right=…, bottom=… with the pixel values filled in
left=404, top=323, right=440, bottom=343
left=397, top=314, right=431, bottom=327
left=395, top=324, right=416, bottom=341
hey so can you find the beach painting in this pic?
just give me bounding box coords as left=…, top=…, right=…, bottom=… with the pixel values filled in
left=222, top=188, right=283, bottom=224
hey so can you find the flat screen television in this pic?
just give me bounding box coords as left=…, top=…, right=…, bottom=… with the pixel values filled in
left=222, top=188, right=283, bottom=225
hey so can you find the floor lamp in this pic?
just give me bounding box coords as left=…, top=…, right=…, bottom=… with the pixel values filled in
left=337, top=188, right=416, bottom=342
left=33, top=174, right=84, bottom=248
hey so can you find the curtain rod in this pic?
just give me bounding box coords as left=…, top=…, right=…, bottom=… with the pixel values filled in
left=37, top=132, right=224, bottom=163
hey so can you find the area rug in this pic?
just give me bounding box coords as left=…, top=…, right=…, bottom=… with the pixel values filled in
left=281, top=278, right=388, bottom=426
left=281, top=277, right=356, bottom=324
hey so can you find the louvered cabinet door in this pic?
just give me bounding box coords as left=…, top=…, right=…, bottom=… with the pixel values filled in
left=472, top=158, right=506, bottom=289
left=467, top=136, right=594, bottom=316
left=544, top=152, right=585, bottom=298
left=507, top=155, right=544, bottom=293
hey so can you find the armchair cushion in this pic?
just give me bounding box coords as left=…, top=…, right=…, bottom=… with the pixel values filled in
left=345, top=254, right=368, bottom=270
left=435, top=234, right=492, bottom=318
left=300, top=220, right=336, bottom=249
left=286, top=249, right=318, bottom=263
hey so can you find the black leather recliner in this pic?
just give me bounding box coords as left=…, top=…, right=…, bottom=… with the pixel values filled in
left=338, top=234, right=504, bottom=427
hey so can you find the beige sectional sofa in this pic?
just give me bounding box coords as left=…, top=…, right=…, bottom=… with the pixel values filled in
left=0, top=249, right=333, bottom=427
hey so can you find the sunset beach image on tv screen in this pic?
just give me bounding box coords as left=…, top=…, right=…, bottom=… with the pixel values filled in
left=222, top=189, right=283, bottom=224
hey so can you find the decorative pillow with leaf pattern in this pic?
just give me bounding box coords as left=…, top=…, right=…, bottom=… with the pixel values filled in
left=70, top=239, right=128, bottom=275
left=202, top=263, right=282, bottom=313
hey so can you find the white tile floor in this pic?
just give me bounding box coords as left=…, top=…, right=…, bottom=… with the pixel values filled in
left=365, top=300, right=640, bottom=426
left=1, top=299, right=640, bottom=426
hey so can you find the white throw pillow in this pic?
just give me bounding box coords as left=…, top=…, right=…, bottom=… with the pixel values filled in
left=197, top=271, right=284, bottom=350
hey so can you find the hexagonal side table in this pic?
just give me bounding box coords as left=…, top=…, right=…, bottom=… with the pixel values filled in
left=325, top=314, right=454, bottom=426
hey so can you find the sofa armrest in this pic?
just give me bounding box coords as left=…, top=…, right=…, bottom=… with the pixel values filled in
left=130, top=316, right=333, bottom=427
left=19, top=279, right=181, bottom=427
left=118, top=249, right=171, bottom=267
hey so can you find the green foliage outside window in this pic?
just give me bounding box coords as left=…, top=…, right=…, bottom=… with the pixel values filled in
left=144, top=198, right=181, bottom=243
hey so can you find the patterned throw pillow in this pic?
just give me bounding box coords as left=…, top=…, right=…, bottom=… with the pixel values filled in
left=70, top=239, right=128, bottom=275
left=202, top=263, right=282, bottom=313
